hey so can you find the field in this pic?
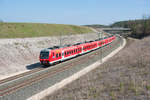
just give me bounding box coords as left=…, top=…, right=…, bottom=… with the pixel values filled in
left=0, top=22, right=93, bottom=38
left=42, top=37, right=150, bottom=100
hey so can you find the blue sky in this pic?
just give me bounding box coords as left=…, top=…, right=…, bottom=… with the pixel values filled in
left=0, top=0, right=150, bottom=25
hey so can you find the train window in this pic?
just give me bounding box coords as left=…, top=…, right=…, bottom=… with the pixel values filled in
left=52, top=52, right=55, bottom=58
left=59, top=53, right=61, bottom=57
left=56, top=54, right=58, bottom=58
left=76, top=49, right=77, bottom=52
left=65, top=52, right=66, bottom=56
left=74, top=50, right=75, bottom=53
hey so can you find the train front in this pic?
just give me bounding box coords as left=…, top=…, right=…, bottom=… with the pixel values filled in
left=39, top=49, right=50, bottom=66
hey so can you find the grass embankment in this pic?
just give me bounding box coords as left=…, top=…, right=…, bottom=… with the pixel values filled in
left=42, top=37, right=150, bottom=100
left=0, top=22, right=93, bottom=38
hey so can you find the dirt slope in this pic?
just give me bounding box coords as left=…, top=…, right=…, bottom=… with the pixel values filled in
left=0, top=33, right=99, bottom=79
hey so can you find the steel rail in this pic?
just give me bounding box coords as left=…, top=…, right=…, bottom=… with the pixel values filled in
left=0, top=67, right=44, bottom=85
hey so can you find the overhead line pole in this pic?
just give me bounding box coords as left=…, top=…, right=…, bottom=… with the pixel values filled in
left=101, top=32, right=103, bottom=63
left=98, top=32, right=102, bottom=63
left=60, top=32, right=62, bottom=47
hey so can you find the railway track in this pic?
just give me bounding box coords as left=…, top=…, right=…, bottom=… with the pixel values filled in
left=0, top=36, right=122, bottom=99
left=0, top=48, right=104, bottom=96
left=0, top=67, right=44, bottom=85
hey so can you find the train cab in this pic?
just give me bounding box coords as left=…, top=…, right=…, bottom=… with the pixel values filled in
left=39, top=48, right=50, bottom=65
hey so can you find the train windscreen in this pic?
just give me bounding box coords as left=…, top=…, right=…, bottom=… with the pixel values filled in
left=40, top=51, right=49, bottom=59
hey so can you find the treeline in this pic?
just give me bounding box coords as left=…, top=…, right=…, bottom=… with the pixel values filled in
left=111, top=16, right=150, bottom=39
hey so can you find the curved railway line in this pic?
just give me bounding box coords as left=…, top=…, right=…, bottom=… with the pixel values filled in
left=0, top=46, right=109, bottom=96
left=0, top=35, right=123, bottom=100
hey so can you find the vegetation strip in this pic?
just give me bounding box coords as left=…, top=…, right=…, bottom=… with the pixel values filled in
left=0, top=22, right=93, bottom=38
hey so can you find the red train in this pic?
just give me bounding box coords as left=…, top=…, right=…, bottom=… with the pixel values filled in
left=39, top=35, right=116, bottom=66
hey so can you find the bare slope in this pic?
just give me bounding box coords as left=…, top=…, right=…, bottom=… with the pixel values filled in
left=42, top=37, right=150, bottom=100
left=0, top=22, right=93, bottom=38
left=0, top=33, right=99, bottom=79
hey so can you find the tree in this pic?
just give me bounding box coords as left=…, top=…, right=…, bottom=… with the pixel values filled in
left=141, top=15, right=150, bottom=37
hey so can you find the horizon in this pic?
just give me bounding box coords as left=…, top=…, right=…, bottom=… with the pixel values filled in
left=0, top=0, right=150, bottom=25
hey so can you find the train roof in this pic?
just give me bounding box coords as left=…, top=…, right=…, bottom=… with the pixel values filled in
left=40, top=48, right=50, bottom=52
left=41, top=35, right=115, bottom=52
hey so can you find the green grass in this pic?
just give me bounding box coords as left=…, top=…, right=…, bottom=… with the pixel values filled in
left=0, top=22, right=93, bottom=38
left=146, top=85, right=150, bottom=90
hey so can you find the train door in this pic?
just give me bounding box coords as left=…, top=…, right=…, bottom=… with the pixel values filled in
left=51, top=51, right=55, bottom=62
left=82, top=46, right=84, bottom=54
left=62, top=50, right=65, bottom=60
